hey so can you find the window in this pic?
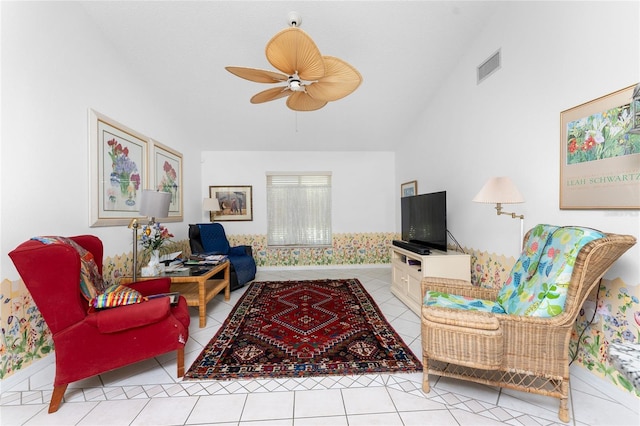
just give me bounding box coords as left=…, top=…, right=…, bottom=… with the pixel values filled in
left=266, top=172, right=332, bottom=246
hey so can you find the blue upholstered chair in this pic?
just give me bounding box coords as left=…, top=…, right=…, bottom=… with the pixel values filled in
left=188, top=223, right=256, bottom=290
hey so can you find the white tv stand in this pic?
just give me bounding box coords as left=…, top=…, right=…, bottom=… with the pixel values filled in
left=390, top=245, right=471, bottom=315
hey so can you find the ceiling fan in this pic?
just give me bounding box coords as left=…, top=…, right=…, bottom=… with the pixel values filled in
left=225, top=12, right=362, bottom=112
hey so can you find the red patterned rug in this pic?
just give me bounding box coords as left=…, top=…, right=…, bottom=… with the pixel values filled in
left=184, top=278, right=422, bottom=380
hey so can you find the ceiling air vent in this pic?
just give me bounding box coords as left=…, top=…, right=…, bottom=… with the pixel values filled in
left=477, top=49, right=501, bottom=84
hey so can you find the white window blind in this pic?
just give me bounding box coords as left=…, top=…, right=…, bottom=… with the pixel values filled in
left=267, top=173, right=332, bottom=246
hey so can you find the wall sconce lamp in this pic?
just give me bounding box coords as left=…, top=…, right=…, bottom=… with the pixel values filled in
left=629, top=83, right=640, bottom=135
left=473, top=176, right=526, bottom=241
left=128, top=190, right=171, bottom=281
left=203, top=197, right=221, bottom=222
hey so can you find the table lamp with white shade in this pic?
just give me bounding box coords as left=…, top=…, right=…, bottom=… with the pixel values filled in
left=203, top=197, right=221, bottom=222
left=128, top=190, right=171, bottom=280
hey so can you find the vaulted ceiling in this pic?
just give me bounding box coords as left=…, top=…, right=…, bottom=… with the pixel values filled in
left=80, top=1, right=500, bottom=151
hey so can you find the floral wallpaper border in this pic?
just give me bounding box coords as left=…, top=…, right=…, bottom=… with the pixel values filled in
left=2, top=233, right=638, bottom=398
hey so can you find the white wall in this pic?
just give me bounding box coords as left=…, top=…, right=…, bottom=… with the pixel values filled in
left=396, top=1, right=639, bottom=281
left=200, top=151, right=396, bottom=235
left=0, top=2, right=200, bottom=278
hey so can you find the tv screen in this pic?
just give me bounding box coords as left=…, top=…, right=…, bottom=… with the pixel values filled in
left=401, top=191, right=447, bottom=252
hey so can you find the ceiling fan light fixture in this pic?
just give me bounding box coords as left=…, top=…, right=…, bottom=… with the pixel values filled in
left=289, top=80, right=302, bottom=91
left=287, top=75, right=305, bottom=92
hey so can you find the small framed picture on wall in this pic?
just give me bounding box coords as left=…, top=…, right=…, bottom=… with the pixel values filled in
left=401, top=180, right=418, bottom=197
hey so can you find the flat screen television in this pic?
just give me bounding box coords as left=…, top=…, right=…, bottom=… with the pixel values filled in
left=401, top=191, right=447, bottom=252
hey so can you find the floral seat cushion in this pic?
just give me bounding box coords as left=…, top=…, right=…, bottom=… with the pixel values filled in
left=424, top=291, right=506, bottom=314
left=424, top=224, right=605, bottom=318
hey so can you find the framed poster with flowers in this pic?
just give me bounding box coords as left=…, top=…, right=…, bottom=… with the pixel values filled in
left=151, top=140, right=183, bottom=222
left=89, top=109, right=149, bottom=227
left=560, top=84, right=640, bottom=209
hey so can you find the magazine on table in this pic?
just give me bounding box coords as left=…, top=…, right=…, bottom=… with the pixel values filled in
left=185, top=254, right=228, bottom=265
left=146, top=292, right=180, bottom=305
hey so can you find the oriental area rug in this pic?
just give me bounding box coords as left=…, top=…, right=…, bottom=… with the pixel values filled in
left=184, top=278, right=422, bottom=380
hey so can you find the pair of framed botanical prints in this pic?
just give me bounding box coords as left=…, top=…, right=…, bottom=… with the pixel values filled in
left=89, top=109, right=183, bottom=226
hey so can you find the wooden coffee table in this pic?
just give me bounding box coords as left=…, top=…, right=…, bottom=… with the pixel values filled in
left=122, top=261, right=230, bottom=328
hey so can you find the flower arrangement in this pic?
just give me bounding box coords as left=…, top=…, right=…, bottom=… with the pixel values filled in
left=139, top=222, right=174, bottom=253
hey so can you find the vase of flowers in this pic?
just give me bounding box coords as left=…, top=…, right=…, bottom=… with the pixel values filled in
left=149, top=249, right=160, bottom=266
left=139, top=222, right=173, bottom=276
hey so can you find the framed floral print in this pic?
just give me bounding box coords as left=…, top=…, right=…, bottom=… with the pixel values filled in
left=209, top=185, right=253, bottom=221
left=560, top=84, right=640, bottom=209
left=89, top=109, right=148, bottom=227
left=151, top=140, right=183, bottom=222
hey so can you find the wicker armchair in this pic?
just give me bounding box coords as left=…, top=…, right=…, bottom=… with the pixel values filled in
left=420, top=225, right=636, bottom=423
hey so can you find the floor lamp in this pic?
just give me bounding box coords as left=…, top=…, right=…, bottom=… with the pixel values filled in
left=128, top=190, right=171, bottom=281
left=473, top=176, right=526, bottom=243
left=203, top=197, right=221, bottom=222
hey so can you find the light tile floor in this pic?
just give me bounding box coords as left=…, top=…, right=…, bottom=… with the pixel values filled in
left=1, top=267, right=638, bottom=425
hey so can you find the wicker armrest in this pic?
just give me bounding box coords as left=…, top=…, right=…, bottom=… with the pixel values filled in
left=421, top=305, right=504, bottom=368
left=421, top=276, right=500, bottom=301
left=422, top=305, right=500, bottom=330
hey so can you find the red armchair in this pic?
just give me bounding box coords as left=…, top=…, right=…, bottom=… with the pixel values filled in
left=8, top=235, right=190, bottom=413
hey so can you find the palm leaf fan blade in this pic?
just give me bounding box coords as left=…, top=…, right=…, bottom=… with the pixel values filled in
left=225, top=66, right=288, bottom=83
left=287, top=92, right=327, bottom=111
left=305, top=56, right=362, bottom=102
left=251, top=87, right=291, bottom=104
left=265, top=28, right=324, bottom=80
